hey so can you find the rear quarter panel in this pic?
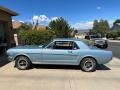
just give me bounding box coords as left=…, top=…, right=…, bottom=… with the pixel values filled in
left=77, top=49, right=112, bottom=65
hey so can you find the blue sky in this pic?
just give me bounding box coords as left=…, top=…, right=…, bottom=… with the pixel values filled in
left=0, top=0, right=120, bottom=29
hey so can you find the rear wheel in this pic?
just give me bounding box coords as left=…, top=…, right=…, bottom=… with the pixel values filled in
left=15, top=56, right=31, bottom=70
left=80, top=57, right=96, bottom=72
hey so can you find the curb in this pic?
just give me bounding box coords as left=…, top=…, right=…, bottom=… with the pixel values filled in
left=108, top=40, right=120, bottom=43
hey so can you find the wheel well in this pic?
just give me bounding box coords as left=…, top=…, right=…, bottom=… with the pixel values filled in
left=80, top=56, right=97, bottom=65
left=14, top=55, right=30, bottom=61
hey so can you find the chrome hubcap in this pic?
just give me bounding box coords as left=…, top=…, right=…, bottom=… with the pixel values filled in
left=85, top=62, right=92, bottom=68
left=17, top=58, right=28, bottom=69
left=83, top=59, right=94, bottom=71
left=19, top=60, right=27, bottom=66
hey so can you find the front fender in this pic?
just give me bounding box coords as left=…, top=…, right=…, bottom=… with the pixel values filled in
left=13, top=53, right=31, bottom=61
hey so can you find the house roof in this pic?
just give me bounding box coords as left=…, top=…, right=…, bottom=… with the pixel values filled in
left=12, top=21, right=22, bottom=29
left=111, top=24, right=120, bottom=30
left=0, top=6, right=18, bottom=16
left=12, top=21, right=46, bottom=30
left=77, top=29, right=90, bottom=33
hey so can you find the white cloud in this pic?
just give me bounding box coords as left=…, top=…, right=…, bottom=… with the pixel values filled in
left=51, top=17, right=58, bottom=21
left=32, top=15, right=50, bottom=24
left=32, top=15, right=58, bottom=25
left=109, top=21, right=114, bottom=27
left=12, top=19, right=15, bottom=22
left=96, top=6, right=102, bottom=10
left=19, top=20, right=24, bottom=23
left=72, top=21, right=93, bottom=30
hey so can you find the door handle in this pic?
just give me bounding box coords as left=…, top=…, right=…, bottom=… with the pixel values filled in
left=68, top=51, right=72, bottom=53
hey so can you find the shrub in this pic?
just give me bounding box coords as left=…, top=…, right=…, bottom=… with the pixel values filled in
left=19, top=30, right=56, bottom=45
left=117, top=30, right=120, bottom=37
left=106, top=31, right=118, bottom=38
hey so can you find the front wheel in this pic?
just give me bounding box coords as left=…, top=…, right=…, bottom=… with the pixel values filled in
left=15, top=56, right=31, bottom=70
left=80, top=57, right=96, bottom=72
left=103, top=44, right=108, bottom=49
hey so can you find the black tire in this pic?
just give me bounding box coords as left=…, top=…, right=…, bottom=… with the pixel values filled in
left=15, top=56, right=31, bottom=70
left=104, top=44, right=108, bottom=49
left=80, top=57, right=96, bottom=72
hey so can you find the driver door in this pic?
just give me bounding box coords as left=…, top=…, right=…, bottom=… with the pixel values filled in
left=42, top=41, right=80, bottom=64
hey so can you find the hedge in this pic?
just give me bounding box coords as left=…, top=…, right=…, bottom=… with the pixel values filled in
left=19, top=30, right=56, bottom=45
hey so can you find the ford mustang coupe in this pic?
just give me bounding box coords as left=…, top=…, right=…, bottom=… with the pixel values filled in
left=7, top=38, right=112, bottom=72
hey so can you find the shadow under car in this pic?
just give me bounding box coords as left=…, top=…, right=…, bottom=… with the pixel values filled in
left=28, top=64, right=111, bottom=71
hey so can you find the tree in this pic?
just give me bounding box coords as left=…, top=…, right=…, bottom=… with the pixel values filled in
left=90, top=19, right=110, bottom=37
left=48, top=17, right=74, bottom=38
left=93, top=20, right=99, bottom=30
left=113, top=19, right=120, bottom=25
left=74, top=30, right=78, bottom=34
left=112, top=19, right=120, bottom=30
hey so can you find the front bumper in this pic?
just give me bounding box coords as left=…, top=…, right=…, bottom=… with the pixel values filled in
left=7, top=55, right=14, bottom=61
left=94, top=43, right=108, bottom=48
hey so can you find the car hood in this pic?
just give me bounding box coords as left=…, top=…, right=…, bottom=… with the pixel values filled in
left=91, top=38, right=103, bottom=41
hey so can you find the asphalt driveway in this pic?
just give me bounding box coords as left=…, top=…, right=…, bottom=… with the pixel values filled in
left=0, top=57, right=120, bottom=90
left=107, top=40, right=120, bottom=59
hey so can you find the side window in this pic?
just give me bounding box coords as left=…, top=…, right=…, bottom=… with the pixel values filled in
left=53, top=41, right=79, bottom=50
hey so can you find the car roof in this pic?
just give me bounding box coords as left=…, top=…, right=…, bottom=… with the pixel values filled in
left=53, top=38, right=81, bottom=41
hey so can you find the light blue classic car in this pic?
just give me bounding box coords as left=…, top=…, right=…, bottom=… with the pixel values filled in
left=7, top=38, right=112, bottom=72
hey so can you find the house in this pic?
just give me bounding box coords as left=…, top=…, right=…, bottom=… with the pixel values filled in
left=12, top=21, right=46, bottom=31
left=111, top=23, right=120, bottom=30
left=12, top=21, right=23, bottom=45
left=12, top=20, right=22, bottom=33
left=75, top=29, right=90, bottom=39
left=0, top=6, right=18, bottom=54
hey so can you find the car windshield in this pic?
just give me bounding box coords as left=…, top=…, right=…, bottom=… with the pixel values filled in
left=91, top=35, right=100, bottom=39
left=41, top=40, right=53, bottom=48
